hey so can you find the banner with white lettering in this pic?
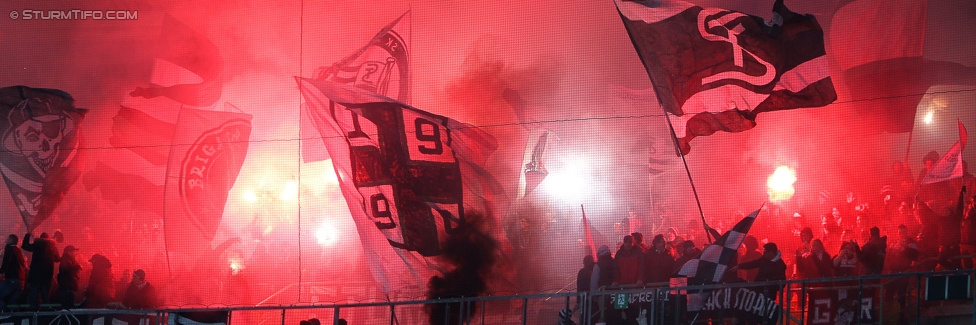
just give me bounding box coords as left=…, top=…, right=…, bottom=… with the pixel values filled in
left=697, top=286, right=782, bottom=324
left=609, top=285, right=781, bottom=324
left=806, top=288, right=877, bottom=325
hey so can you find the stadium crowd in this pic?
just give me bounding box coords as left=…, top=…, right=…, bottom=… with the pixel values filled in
left=571, top=155, right=976, bottom=324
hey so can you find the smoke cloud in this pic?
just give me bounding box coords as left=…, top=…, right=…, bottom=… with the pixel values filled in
left=0, top=0, right=974, bottom=320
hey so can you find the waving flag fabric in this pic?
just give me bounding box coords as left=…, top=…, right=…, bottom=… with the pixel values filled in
left=88, top=103, right=174, bottom=218
left=163, top=107, right=252, bottom=252
left=580, top=205, right=608, bottom=259
left=609, top=85, right=674, bottom=173
left=302, top=12, right=411, bottom=163
left=616, top=0, right=836, bottom=155
left=171, top=311, right=230, bottom=325
left=0, top=86, right=87, bottom=231
left=518, top=129, right=551, bottom=199
left=922, top=121, right=967, bottom=185
left=677, top=208, right=760, bottom=283
left=297, top=76, right=503, bottom=294
left=110, top=106, right=177, bottom=166
left=830, top=0, right=976, bottom=133
left=83, top=160, right=164, bottom=213
left=129, top=15, right=224, bottom=107
left=90, top=13, right=228, bottom=227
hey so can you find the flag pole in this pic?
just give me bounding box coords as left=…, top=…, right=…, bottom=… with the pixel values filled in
left=660, top=112, right=713, bottom=244
left=904, top=126, right=914, bottom=170
left=648, top=104, right=715, bottom=244
left=614, top=3, right=712, bottom=244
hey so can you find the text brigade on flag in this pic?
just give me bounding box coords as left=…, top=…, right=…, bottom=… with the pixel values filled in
left=616, top=0, right=836, bottom=155
left=164, top=107, right=252, bottom=253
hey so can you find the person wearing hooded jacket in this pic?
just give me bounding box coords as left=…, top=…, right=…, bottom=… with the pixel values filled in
left=732, top=242, right=787, bottom=298
left=575, top=255, right=594, bottom=321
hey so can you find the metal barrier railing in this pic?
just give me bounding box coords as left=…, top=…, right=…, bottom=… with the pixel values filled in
left=585, top=269, right=976, bottom=325
left=2, top=269, right=974, bottom=325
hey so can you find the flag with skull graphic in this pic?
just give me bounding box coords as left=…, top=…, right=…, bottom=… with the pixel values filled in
left=0, top=86, right=87, bottom=231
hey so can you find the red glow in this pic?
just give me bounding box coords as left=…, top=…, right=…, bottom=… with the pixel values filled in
left=0, top=0, right=972, bottom=317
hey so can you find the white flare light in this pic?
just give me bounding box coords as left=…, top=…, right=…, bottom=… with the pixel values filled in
left=280, top=181, right=298, bottom=201
left=243, top=190, right=258, bottom=203
left=544, top=160, right=590, bottom=203
left=767, top=166, right=797, bottom=202
left=316, top=221, right=338, bottom=246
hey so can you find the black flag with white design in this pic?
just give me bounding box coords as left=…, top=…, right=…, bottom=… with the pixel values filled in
left=616, top=0, right=836, bottom=155
left=673, top=208, right=761, bottom=313
left=677, top=208, right=759, bottom=283
left=302, top=11, right=411, bottom=163
left=297, top=76, right=505, bottom=294
left=0, top=86, right=87, bottom=231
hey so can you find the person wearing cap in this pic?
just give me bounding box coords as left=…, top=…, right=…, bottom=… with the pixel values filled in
left=56, top=245, right=82, bottom=309
left=22, top=232, right=60, bottom=309
left=121, top=269, right=158, bottom=309
left=731, top=242, right=787, bottom=298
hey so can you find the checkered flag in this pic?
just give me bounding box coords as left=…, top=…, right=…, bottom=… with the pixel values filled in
left=676, top=208, right=760, bottom=283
